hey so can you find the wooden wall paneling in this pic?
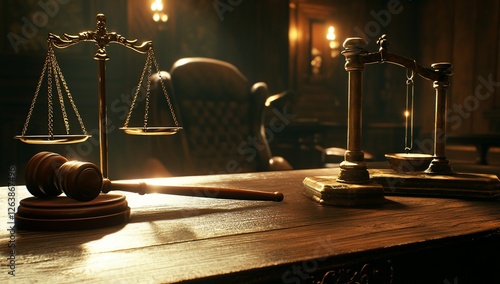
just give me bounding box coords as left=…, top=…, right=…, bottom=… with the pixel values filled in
left=173, top=0, right=219, bottom=59
left=450, top=0, right=477, bottom=135
left=218, top=1, right=261, bottom=85
left=253, top=0, right=289, bottom=92
left=471, top=0, right=499, bottom=133
left=418, top=0, right=454, bottom=138
left=497, top=9, right=500, bottom=111
left=203, top=0, right=289, bottom=92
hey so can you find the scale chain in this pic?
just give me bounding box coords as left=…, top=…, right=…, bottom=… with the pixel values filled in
left=47, top=49, right=54, bottom=138
left=143, top=51, right=153, bottom=129
left=151, top=50, right=179, bottom=127
left=405, top=68, right=415, bottom=152
left=21, top=44, right=88, bottom=138
left=52, top=50, right=88, bottom=135
left=122, top=48, right=179, bottom=129
left=122, top=48, right=151, bottom=128
left=51, top=51, right=70, bottom=135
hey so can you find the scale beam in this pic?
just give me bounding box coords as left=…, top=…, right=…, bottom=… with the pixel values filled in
left=48, top=14, right=152, bottom=57
left=358, top=35, right=445, bottom=82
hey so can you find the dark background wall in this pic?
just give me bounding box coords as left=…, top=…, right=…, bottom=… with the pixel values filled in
left=1, top=0, right=499, bottom=183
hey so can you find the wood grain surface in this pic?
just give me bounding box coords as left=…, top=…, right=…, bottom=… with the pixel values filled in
left=2, top=167, right=500, bottom=283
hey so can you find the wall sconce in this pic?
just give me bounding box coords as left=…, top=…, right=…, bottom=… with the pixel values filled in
left=151, top=0, right=168, bottom=23
left=326, top=25, right=340, bottom=58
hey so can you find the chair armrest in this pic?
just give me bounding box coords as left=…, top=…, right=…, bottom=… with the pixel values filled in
left=265, top=90, right=289, bottom=107
left=269, top=156, right=293, bottom=171
left=251, top=82, right=291, bottom=107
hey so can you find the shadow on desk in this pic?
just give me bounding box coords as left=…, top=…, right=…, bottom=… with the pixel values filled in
left=129, top=203, right=271, bottom=224
left=13, top=224, right=125, bottom=256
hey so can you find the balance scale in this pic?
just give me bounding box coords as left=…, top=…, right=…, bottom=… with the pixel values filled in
left=303, top=35, right=500, bottom=206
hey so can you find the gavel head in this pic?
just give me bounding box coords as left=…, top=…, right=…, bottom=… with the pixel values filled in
left=25, top=152, right=104, bottom=202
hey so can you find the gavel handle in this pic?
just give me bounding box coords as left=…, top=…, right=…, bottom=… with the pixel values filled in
left=102, top=180, right=284, bottom=202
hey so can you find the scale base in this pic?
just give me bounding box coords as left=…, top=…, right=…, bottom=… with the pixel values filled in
left=371, top=169, right=500, bottom=199
left=16, top=194, right=130, bottom=231
left=303, top=176, right=386, bottom=206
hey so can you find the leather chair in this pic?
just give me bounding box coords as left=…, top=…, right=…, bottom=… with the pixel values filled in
left=151, top=57, right=292, bottom=176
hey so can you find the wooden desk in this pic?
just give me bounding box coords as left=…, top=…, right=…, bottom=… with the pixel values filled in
left=2, top=167, right=500, bottom=283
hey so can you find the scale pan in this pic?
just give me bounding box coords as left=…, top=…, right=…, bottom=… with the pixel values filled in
left=120, top=126, right=182, bottom=136
left=14, top=135, right=90, bottom=145
left=385, top=153, right=433, bottom=174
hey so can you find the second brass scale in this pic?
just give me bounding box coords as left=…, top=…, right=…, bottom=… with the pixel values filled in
left=303, top=35, right=500, bottom=206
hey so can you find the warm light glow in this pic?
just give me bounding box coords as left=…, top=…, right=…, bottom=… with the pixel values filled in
left=326, top=26, right=336, bottom=41
left=153, top=13, right=160, bottom=22
left=151, top=0, right=168, bottom=23
left=329, top=41, right=339, bottom=49
left=326, top=25, right=339, bottom=58
left=151, top=0, right=163, bottom=11
left=404, top=110, right=410, bottom=117
left=289, top=27, right=298, bottom=42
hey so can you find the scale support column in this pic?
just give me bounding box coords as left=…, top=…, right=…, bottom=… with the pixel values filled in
left=302, top=37, right=385, bottom=207
left=95, top=50, right=109, bottom=178
left=425, top=62, right=453, bottom=174
left=338, top=37, right=370, bottom=183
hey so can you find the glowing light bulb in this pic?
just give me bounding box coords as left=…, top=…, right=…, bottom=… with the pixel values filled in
left=151, top=0, right=163, bottom=11
left=152, top=0, right=167, bottom=23
left=326, top=26, right=336, bottom=41
left=153, top=13, right=160, bottom=22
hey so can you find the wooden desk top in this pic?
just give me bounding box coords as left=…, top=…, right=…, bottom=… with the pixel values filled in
left=2, top=167, right=500, bottom=283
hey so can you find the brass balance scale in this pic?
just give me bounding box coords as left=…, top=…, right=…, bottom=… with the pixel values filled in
left=15, top=14, right=181, bottom=173
left=14, top=14, right=283, bottom=231
left=303, top=35, right=500, bottom=206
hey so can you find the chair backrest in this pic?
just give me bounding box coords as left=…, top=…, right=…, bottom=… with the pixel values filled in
left=166, top=57, right=272, bottom=175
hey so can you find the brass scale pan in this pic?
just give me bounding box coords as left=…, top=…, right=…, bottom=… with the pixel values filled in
left=15, top=127, right=182, bottom=144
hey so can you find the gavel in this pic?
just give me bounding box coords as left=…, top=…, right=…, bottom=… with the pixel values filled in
left=25, top=152, right=284, bottom=202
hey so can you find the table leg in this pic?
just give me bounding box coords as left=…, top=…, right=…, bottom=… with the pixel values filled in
left=476, top=144, right=490, bottom=165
